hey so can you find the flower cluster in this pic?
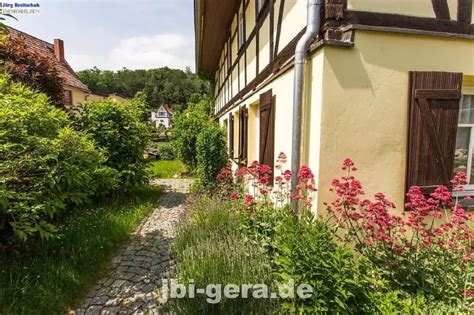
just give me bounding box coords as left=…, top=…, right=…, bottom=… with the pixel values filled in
left=216, top=152, right=317, bottom=217
left=326, top=158, right=474, bottom=300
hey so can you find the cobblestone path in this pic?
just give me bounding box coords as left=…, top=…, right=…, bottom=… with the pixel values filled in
left=71, top=179, right=192, bottom=315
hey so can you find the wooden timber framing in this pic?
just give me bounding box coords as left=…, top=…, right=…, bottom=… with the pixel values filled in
left=211, top=0, right=474, bottom=117
left=431, top=0, right=451, bottom=20
left=215, top=0, right=271, bottom=100
left=458, top=0, right=472, bottom=23
left=342, top=11, right=473, bottom=35
left=216, top=28, right=306, bottom=117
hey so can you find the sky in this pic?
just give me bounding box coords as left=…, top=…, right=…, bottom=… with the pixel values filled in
left=6, top=0, right=196, bottom=71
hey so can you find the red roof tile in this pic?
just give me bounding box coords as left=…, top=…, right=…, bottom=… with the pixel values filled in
left=6, top=27, right=89, bottom=91
left=163, top=104, right=174, bottom=115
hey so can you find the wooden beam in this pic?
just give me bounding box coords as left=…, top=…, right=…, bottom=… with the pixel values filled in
left=457, top=0, right=472, bottom=23
left=344, top=11, right=471, bottom=34
left=269, top=0, right=275, bottom=62
left=274, top=0, right=285, bottom=58
left=431, top=0, right=451, bottom=20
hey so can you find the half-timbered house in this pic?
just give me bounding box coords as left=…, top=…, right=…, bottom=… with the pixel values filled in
left=194, top=0, right=474, bottom=211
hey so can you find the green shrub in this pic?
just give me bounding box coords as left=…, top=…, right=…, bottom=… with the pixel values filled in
left=172, top=99, right=211, bottom=169
left=158, top=142, right=176, bottom=160
left=172, top=195, right=276, bottom=314
left=271, top=215, right=425, bottom=313
left=0, top=77, right=115, bottom=241
left=73, top=97, right=151, bottom=188
left=196, top=124, right=228, bottom=188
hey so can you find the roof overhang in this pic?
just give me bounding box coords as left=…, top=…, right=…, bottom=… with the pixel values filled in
left=194, top=0, right=240, bottom=77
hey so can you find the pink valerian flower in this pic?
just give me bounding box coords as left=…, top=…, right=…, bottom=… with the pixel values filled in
left=216, top=162, right=233, bottom=184
left=342, top=158, right=356, bottom=171
left=234, top=166, right=248, bottom=179
left=283, top=170, right=292, bottom=181
left=451, top=171, right=467, bottom=191
left=277, top=152, right=287, bottom=164
left=298, top=165, right=315, bottom=182
left=230, top=191, right=239, bottom=200
left=244, top=194, right=255, bottom=206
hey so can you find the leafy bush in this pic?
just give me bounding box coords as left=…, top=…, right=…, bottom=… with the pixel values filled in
left=73, top=97, right=150, bottom=188
left=0, top=77, right=115, bottom=241
left=0, top=33, right=65, bottom=107
left=158, top=142, right=176, bottom=160
left=172, top=195, right=276, bottom=314
left=196, top=124, right=228, bottom=188
left=172, top=99, right=211, bottom=169
left=272, top=215, right=425, bottom=313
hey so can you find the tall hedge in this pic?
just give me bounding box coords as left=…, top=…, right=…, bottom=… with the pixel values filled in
left=0, top=76, right=117, bottom=242
left=196, top=124, right=228, bottom=188
left=172, top=99, right=210, bottom=169
left=73, top=97, right=151, bottom=188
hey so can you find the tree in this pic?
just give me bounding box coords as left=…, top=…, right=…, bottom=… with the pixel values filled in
left=77, top=67, right=211, bottom=112
left=0, top=34, right=65, bottom=107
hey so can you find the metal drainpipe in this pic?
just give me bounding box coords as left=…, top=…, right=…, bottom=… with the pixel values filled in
left=290, top=0, right=321, bottom=212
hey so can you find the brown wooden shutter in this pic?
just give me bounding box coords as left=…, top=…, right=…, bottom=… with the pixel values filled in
left=406, top=71, right=463, bottom=194
left=259, top=89, right=275, bottom=179
left=238, top=107, right=249, bottom=165
left=229, top=113, right=234, bottom=159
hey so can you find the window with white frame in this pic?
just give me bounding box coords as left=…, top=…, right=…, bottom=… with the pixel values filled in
left=238, top=5, right=245, bottom=49
left=454, top=94, right=474, bottom=188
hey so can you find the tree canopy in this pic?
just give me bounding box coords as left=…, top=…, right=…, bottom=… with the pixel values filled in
left=77, top=67, right=211, bottom=112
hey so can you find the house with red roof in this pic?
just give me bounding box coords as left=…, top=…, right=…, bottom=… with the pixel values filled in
left=6, top=27, right=90, bottom=107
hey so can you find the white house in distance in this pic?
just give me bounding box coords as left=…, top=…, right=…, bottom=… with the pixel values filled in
left=151, top=104, right=174, bottom=128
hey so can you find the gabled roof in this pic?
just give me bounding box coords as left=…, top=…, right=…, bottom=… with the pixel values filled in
left=5, top=27, right=89, bottom=91
left=161, top=104, right=174, bottom=115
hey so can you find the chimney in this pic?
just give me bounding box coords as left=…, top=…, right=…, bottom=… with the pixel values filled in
left=54, top=39, right=65, bottom=62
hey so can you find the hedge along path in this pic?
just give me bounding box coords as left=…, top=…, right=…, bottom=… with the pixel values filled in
left=71, top=178, right=193, bottom=315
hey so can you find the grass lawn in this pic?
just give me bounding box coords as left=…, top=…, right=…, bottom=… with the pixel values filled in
left=147, top=160, right=188, bottom=179
left=0, top=186, right=163, bottom=315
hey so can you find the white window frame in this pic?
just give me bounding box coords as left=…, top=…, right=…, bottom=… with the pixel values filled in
left=454, top=93, right=474, bottom=197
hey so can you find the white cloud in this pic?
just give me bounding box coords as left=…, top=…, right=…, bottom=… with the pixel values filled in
left=108, top=33, right=194, bottom=71
left=66, top=33, right=194, bottom=71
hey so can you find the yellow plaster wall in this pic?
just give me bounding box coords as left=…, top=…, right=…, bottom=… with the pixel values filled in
left=303, top=50, right=325, bottom=206
left=85, top=93, right=104, bottom=102
left=69, top=87, right=88, bottom=105
left=259, top=18, right=271, bottom=71
left=232, top=67, right=239, bottom=97
left=239, top=57, right=246, bottom=89
left=247, top=38, right=257, bottom=82
left=246, top=0, right=256, bottom=36
left=316, top=30, right=474, bottom=212
left=278, top=0, right=306, bottom=51
left=347, top=0, right=459, bottom=19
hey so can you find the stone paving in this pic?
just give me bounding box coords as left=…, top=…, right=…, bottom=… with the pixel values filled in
left=71, top=179, right=193, bottom=315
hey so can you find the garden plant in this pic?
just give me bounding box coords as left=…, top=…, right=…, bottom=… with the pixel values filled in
left=173, top=151, right=474, bottom=313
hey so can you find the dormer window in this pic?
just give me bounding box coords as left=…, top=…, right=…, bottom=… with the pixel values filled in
left=238, top=5, right=245, bottom=49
